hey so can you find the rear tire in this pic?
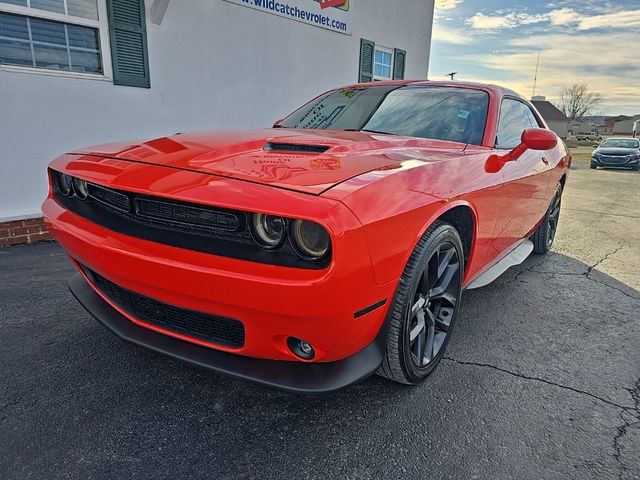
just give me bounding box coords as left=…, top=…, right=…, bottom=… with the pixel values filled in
left=378, top=221, right=464, bottom=385
left=532, top=183, right=563, bottom=254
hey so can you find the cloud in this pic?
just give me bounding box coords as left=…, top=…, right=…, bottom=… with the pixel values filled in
left=461, top=31, right=640, bottom=113
left=547, top=8, right=582, bottom=25
left=435, top=0, right=463, bottom=10
left=577, top=9, right=640, bottom=30
left=431, top=25, right=473, bottom=44
left=468, top=7, right=640, bottom=32
left=468, top=12, right=547, bottom=30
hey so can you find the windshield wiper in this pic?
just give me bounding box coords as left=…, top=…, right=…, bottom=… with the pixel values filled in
left=344, top=128, right=394, bottom=135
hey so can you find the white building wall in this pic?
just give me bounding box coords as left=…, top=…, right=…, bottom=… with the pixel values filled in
left=0, top=0, right=434, bottom=221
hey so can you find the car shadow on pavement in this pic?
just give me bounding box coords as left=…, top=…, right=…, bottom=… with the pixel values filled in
left=1, top=243, right=639, bottom=479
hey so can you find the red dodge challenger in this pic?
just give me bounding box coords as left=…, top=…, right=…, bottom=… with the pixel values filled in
left=42, top=81, right=570, bottom=393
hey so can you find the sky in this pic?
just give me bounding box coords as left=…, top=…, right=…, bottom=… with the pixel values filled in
left=429, top=0, right=640, bottom=115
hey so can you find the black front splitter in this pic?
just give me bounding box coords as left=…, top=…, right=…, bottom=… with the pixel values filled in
left=68, top=273, right=384, bottom=394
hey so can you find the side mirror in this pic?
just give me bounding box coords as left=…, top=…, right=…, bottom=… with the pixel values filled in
left=273, top=118, right=284, bottom=128
left=521, top=128, right=558, bottom=151
left=593, top=144, right=600, bottom=148
left=485, top=128, right=557, bottom=173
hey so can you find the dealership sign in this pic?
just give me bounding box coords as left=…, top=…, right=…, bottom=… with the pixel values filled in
left=224, top=0, right=352, bottom=35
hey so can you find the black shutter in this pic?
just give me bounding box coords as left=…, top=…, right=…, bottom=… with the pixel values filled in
left=107, top=0, right=150, bottom=88
left=393, top=48, right=406, bottom=80
left=359, top=38, right=375, bottom=83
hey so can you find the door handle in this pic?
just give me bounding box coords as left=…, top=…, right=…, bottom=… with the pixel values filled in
left=541, top=156, right=549, bottom=165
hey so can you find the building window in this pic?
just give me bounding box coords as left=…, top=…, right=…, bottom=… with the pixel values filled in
left=373, top=46, right=392, bottom=80
left=359, top=38, right=406, bottom=83
left=0, top=0, right=107, bottom=75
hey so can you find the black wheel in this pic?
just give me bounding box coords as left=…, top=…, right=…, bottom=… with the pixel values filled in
left=378, top=221, right=463, bottom=385
left=633, top=164, right=640, bottom=172
left=532, top=183, right=562, bottom=254
left=590, top=163, right=597, bottom=170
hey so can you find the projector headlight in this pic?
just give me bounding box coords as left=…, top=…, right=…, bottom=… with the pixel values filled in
left=73, top=177, right=89, bottom=200
left=251, top=213, right=286, bottom=249
left=57, top=173, right=73, bottom=196
left=290, top=219, right=330, bottom=260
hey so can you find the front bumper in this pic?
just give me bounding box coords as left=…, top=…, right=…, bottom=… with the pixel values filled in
left=591, top=156, right=640, bottom=168
left=69, top=273, right=385, bottom=393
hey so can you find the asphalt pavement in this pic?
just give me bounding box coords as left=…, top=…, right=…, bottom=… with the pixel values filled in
left=1, top=164, right=639, bottom=479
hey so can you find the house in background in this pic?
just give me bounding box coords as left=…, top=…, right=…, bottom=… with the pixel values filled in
left=531, top=96, right=571, bottom=138
left=603, top=115, right=631, bottom=136
left=0, top=0, right=436, bottom=245
left=612, top=115, right=640, bottom=136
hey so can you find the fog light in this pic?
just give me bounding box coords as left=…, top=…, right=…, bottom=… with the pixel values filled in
left=287, top=337, right=315, bottom=360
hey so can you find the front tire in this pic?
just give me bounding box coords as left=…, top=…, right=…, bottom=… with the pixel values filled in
left=532, top=183, right=563, bottom=254
left=378, top=221, right=464, bottom=385
left=590, top=163, right=597, bottom=170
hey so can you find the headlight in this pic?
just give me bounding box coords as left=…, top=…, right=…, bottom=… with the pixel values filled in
left=57, top=173, right=73, bottom=196
left=290, top=219, right=330, bottom=260
left=73, top=177, right=89, bottom=200
left=251, top=213, right=286, bottom=249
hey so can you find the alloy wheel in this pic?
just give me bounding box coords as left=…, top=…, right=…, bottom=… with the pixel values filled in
left=407, top=242, right=461, bottom=368
left=547, top=193, right=561, bottom=247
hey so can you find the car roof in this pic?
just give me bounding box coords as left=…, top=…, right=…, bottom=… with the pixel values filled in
left=343, top=80, right=523, bottom=100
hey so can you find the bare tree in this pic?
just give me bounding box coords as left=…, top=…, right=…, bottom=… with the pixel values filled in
left=554, top=84, right=603, bottom=122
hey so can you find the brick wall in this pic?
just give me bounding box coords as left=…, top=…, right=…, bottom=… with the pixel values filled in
left=0, top=217, right=54, bottom=248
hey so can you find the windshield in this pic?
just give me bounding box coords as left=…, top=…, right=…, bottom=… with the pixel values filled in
left=600, top=138, right=639, bottom=149
left=280, top=86, right=490, bottom=146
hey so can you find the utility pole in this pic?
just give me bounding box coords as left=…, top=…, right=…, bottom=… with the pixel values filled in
left=531, top=49, right=541, bottom=98
left=446, top=72, right=457, bottom=80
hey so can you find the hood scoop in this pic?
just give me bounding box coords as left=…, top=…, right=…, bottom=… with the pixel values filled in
left=263, top=142, right=331, bottom=154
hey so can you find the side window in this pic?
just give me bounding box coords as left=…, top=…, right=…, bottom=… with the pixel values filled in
left=496, top=99, right=539, bottom=149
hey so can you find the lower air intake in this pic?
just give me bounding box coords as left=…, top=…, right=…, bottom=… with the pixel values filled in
left=84, top=267, right=245, bottom=349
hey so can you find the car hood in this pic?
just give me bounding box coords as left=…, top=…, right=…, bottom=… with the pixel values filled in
left=69, top=129, right=467, bottom=195
left=596, top=147, right=638, bottom=155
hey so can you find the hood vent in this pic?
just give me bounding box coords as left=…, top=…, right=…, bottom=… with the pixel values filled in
left=264, top=142, right=330, bottom=154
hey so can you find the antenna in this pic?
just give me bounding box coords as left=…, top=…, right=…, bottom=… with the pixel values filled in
left=532, top=49, right=541, bottom=98
left=446, top=72, right=457, bottom=80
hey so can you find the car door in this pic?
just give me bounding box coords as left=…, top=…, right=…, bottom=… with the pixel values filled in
left=490, top=98, right=554, bottom=256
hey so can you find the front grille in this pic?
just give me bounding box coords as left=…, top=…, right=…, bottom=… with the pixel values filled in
left=50, top=169, right=330, bottom=269
left=134, top=197, right=249, bottom=239
left=85, top=267, right=245, bottom=348
left=601, top=156, right=627, bottom=164
left=88, top=183, right=130, bottom=212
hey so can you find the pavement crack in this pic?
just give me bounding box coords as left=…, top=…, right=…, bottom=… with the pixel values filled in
left=443, top=357, right=633, bottom=411
left=586, top=246, right=623, bottom=275
left=612, top=379, right=640, bottom=479
left=562, top=207, right=640, bottom=220
left=502, top=259, right=549, bottom=286
left=583, top=274, right=640, bottom=301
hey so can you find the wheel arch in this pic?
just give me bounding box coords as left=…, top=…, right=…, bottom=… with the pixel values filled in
left=559, top=173, right=567, bottom=190
left=437, top=204, right=476, bottom=273
left=403, top=201, right=478, bottom=282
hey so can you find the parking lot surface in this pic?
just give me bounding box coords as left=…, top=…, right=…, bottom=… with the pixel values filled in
left=1, top=165, right=639, bottom=479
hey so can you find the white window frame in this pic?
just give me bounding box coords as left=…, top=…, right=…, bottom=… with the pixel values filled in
left=373, top=45, right=393, bottom=81
left=0, top=0, right=113, bottom=81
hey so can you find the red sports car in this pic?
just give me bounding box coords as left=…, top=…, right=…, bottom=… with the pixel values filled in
left=42, top=81, right=570, bottom=393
